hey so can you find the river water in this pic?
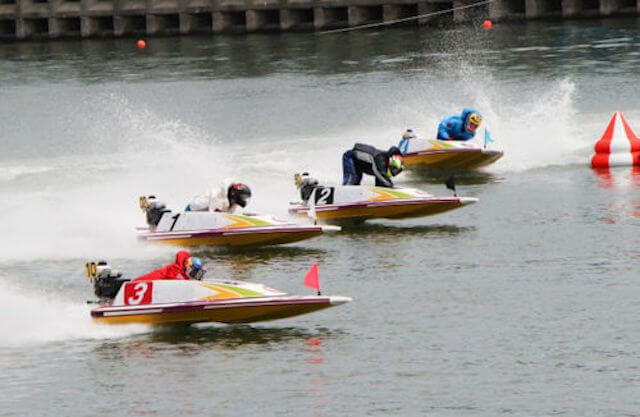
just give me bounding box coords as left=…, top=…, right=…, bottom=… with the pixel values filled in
left=1, top=17, right=640, bottom=416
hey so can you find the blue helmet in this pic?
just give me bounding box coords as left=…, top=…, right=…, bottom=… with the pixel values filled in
left=184, top=257, right=206, bottom=280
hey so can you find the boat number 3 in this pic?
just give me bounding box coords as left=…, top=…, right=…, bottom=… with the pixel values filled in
left=124, top=282, right=153, bottom=305
left=314, top=187, right=335, bottom=204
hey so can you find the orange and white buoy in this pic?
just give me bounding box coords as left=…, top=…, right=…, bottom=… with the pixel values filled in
left=590, top=111, right=640, bottom=168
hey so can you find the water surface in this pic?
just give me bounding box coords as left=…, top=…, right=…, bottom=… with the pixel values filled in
left=1, top=18, right=640, bottom=416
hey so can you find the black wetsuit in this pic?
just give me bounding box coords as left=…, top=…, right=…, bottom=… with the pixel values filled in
left=344, top=143, right=401, bottom=188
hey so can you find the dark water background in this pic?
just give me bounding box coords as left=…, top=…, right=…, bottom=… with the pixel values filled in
left=1, top=18, right=639, bottom=416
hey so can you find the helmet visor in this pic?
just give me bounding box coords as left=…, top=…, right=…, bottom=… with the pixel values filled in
left=468, top=114, right=481, bottom=132
left=389, top=166, right=402, bottom=177
left=189, top=267, right=206, bottom=280
left=236, top=195, right=250, bottom=208
left=389, top=155, right=403, bottom=169
left=185, top=257, right=206, bottom=280
left=229, top=184, right=252, bottom=208
left=388, top=155, right=404, bottom=176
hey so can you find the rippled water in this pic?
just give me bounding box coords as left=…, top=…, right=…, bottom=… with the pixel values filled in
left=1, top=17, right=640, bottom=416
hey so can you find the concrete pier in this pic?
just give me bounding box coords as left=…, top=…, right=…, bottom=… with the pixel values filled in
left=417, top=2, right=453, bottom=25
left=0, top=0, right=638, bottom=40
left=383, top=3, right=419, bottom=25
left=281, top=8, right=314, bottom=31
left=489, top=0, right=525, bottom=20
left=314, top=7, right=348, bottom=29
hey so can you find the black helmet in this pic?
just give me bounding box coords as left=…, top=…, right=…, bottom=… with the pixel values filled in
left=228, top=183, right=252, bottom=208
left=387, top=145, right=402, bottom=157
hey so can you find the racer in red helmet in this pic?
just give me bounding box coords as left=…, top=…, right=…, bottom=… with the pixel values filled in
left=132, top=251, right=206, bottom=281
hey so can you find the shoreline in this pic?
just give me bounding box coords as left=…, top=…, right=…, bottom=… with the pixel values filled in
left=0, top=0, right=638, bottom=40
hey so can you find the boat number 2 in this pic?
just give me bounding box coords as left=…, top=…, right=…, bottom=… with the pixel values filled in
left=314, top=187, right=334, bottom=204
left=124, top=282, right=153, bottom=305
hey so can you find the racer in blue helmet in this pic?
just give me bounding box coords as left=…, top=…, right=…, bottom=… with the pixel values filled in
left=184, top=257, right=206, bottom=280
left=132, top=251, right=206, bottom=281
left=437, top=108, right=482, bottom=141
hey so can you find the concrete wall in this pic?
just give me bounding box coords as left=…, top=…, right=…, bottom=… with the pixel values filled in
left=0, top=0, right=637, bottom=39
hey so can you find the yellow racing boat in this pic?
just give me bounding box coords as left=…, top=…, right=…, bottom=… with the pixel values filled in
left=138, top=196, right=327, bottom=247
left=403, top=138, right=503, bottom=169
left=288, top=185, right=477, bottom=224
left=85, top=262, right=351, bottom=325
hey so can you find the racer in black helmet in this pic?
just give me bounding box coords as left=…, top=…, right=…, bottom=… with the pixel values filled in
left=228, top=183, right=252, bottom=208
left=342, top=144, right=404, bottom=188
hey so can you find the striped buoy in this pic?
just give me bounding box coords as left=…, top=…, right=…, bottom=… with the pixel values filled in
left=591, top=111, right=640, bottom=168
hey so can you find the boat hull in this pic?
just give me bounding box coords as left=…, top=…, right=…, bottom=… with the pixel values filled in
left=138, top=226, right=323, bottom=247
left=91, top=296, right=350, bottom=325
left=404, top=148, right=503, bottom=169
left=289, top=197, right=477, bottom=223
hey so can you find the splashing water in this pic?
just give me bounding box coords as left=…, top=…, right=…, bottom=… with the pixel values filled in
left=0, top=73, right=598, bottom=262
left=0, top=284, right=147, bottom=348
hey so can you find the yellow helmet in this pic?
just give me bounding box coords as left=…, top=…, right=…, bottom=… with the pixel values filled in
left=467, top=113, right=482, bottom=132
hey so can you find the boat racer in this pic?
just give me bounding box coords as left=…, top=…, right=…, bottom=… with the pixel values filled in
left=437, top=108, right=482, bottom=141
left=342, top=143, right=404, bottom=188
left=398, top=128, right=417, bottom=155
left=186, top=179, right=252, bottom=213
left=132, top=250, right=206, bottom=281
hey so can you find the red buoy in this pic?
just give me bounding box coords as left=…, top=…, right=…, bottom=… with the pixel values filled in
left=482, top=20, right=493, bottom=30
left=137, top=39, right=146, bottom=49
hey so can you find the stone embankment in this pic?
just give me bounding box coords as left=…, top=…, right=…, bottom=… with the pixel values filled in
left=0, top=0, right=638, bottom=40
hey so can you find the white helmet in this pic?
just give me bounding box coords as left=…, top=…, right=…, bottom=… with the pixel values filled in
left=402, top=129, right=416, bottom=140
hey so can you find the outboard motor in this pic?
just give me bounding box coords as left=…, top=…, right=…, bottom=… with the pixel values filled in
left=85, top=261, right=130, bottom=302
left=139, top=195, right=169, bottom=230
left=294, top=172, right=319, bottom=203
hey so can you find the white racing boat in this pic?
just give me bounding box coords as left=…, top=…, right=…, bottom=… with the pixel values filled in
left=137, top=196, right=331, bottom=247
left=403, top=138, right=503, bottom=169
left=289, top=184, right=477, bottom=224
left=85, top=262, right=351, bottom=325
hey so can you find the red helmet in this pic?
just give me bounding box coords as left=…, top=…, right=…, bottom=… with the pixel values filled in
left=228, top=183, right=252, bottom=208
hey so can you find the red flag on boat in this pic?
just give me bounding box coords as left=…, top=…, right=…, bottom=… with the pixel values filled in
left=304, top=263, right=321, bottom=294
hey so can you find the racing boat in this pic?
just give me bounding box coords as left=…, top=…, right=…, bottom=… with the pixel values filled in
left=288, top=184, right=477, bottom=224
left=402, top=138, right=503, bottom=169
left=85, top=262, right=351, bottom=325
left=137, top=196, right=328, bottom=247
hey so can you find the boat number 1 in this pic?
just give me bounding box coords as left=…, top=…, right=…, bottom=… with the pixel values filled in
left=169, top=214, right=180, bottom=231
left=125, top=282, right=153, bottom=305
